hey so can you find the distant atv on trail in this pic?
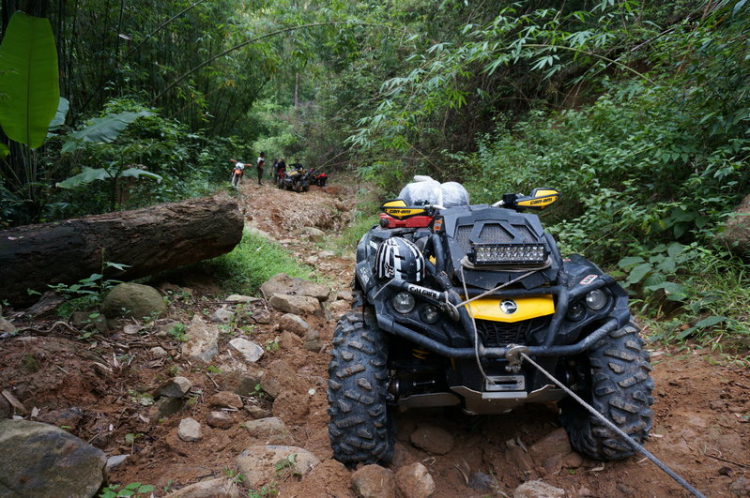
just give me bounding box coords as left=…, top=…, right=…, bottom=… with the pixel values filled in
left=327, top=176, right=654, bottom=466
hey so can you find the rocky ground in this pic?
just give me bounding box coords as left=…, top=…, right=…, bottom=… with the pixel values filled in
left=1, top=178, right=749, bottom=498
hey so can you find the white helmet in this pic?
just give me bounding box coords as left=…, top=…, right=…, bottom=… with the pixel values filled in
left=375, top=237, right=425, bottom=283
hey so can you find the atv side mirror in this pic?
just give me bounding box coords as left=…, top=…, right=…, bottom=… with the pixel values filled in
left=496, top=188, right=561, bottom=211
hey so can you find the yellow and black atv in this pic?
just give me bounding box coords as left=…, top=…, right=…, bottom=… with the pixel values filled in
left=327, top=182, right=653, bottom=466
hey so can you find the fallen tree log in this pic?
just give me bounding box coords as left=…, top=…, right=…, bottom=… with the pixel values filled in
left=0, top=196, right=244, bottom=307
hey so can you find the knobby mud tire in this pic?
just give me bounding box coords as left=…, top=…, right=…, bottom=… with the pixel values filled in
left=327, top=311, right=394, bottom=466
left=560, top=321, right=654, bottom=460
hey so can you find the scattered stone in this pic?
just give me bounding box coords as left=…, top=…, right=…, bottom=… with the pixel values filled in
left=206, top=411, right=234, bottom=429
left=561, top=451, right=584, bottom=469
left=336, top=289, right=353, bottom=301
left=468, top=472, right=498, bottom=492
left=395, top=462, right=435, bottom=498
left=269, top=293, right=320, bottom=315
left=303, top=328, right=322, bottom=351
left=242, top=417, right=293, bottom=444
left=182, top=314, right=220, bottom=363
left=578, top=486, right=595, bottom=497
left=272, top=391, right=310, bottom=423
left=211, top=306, right=234, bottom=324
left=150, top=397, right=184, bottom=420
left=101, top=282, right=167, bottom=319
left=279, top=313, right=310, bottom=336
left=528, top=428, right=571, bottom=463
left=236, top=445, right=321, bottom=489
left=305, top=256, right=319, bottom=265
left=208, top=391, right=243, bottom=409
left=616, top=483, right=637, bottom=496
left=35, top=407, right=84, bottom=430
left=244, top=405, right=272, bottom=419
left=164, top=477, right=242, bottom=497
left=410, top=424, right=454, bottom=455
left=541, top=454, right=562, bottom=475
left=229, top=337, right=264, bottom=363
left=0, top=419, right=106, bottom=498
left=260, top=360, right=306, bottom=398
left=279, top=331, right=303, bottom=349
left=319, top=250, right=336, bottom=258
left=234, top=372, right=265, bottom=397
left=260, top=273, right=329, bottom=302
left=503, top=439, right=538, bottom=481
left=730, top=477, right=750, bottom=497
left=300, top=227, right=325, bottom=242
left=155, top=376, right=192, bottom=398
left=252, top=308, right=272, bottom=324
left=226, top=294, right=261, bottom=303
left=150, top=346, right=168, bottom=358
left=0, top=316, right=15, bottom=333
left=106, top=454, right=130, bottom=469
left=352, top=464, right=397, bottom=498
left=513, top=480, right=565, bottom=498
left=178, top=418, right=202, bottom=442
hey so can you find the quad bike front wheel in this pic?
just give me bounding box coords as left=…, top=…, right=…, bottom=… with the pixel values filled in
left=327, top=311, right=394, bottom=466
left=560, top=321, right=654, bottom=460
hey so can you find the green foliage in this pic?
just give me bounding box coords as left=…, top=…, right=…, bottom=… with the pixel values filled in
left=99, top=482, right=154, bottom=498
left=51, top=269, right=125, bottom=318
left=204, top=229, right=316, bottom=296
left=0, top=12, right=60, bottom=149
left=167, top=323, right=188, bottom=343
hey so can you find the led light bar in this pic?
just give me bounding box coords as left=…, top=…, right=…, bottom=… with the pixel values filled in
left=471, top=243, right=548, bottom=266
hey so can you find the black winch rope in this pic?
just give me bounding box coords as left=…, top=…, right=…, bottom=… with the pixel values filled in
left=519, top=352, right=706, bottom=498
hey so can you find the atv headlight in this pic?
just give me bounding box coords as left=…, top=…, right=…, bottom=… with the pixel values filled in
left=567, top=301, right=586, bottom=321
left=471, top=243, right=547, bottom=266
left=392, top=292, right=416, bottom=314
left=585, top=289, right=608, bottom=311
left=419, top=304, right=440, bottom=324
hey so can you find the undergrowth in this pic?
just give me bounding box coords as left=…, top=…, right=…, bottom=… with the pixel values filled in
left=205, top=229, right=317, bottom=295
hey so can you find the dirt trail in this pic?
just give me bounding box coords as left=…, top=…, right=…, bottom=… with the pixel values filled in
left=1, top=180, right=749, bottom=497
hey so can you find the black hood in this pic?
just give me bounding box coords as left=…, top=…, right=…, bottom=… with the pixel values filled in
left=438, top=204, right=561, bottom=290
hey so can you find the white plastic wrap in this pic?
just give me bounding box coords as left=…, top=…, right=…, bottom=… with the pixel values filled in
left=398, top=176, right=470, bottom=208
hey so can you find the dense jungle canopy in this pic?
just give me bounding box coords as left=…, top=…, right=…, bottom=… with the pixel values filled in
left=0, top=0, right=748, bottom=348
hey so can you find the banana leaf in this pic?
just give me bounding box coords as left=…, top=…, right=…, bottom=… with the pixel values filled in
left=0, top=12, right=60, bottom=149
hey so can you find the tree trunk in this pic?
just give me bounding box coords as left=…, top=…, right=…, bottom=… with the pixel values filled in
left=0, top=196, right=244, bottom=307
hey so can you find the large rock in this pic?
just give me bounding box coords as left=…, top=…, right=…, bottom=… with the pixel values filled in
left=528, top=428, right=571, bottom=463
left=229, top=337, right=264, bottom=363
left=279, top=313, right=310, bottom=336
left=260, top=360, right=306, bottom=398
left=268, top=293, right=320, bottom=315
left=155, top=376, right=193, bottom=398
left=0, top=419, right=106, bottom=498
left=182, top=314, right=220, bottom=363
left=720, top=193, right=750, bottom=255
left=395, top=462, right=435, bottom=498
left=101, top=282, right=167, bottom=319
left=242, top=417, right=293, bottom=445
left=261, top=274, right=329, bottom=302
left=410, top=424, right=454, bottom=455
left=235, top=445, right=320, bottom=489
left=352, top=465, right=397, bottom=498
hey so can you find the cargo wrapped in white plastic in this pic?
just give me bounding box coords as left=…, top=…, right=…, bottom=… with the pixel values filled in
left=398, top=175, right=469, bottom=208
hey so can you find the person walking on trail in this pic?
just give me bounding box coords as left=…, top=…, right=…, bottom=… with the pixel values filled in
left=256, top=152, right=266, bottom=185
